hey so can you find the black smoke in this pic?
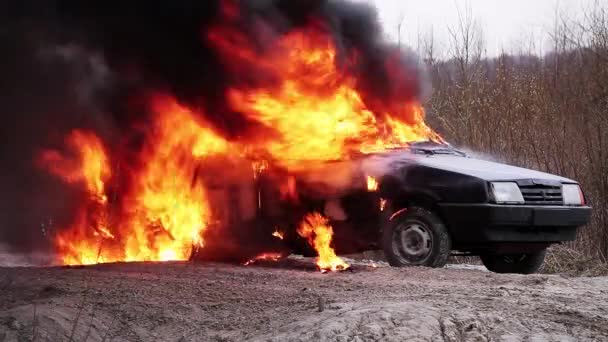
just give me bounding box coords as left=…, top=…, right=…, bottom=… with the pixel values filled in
left=0, top=0, right=425, bottom=254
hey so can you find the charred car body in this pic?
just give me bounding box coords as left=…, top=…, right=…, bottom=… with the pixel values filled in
left=200, top=142, right=591, bottom=274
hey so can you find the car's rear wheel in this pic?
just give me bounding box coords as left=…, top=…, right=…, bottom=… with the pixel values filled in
left=480, top=250, right=546, bottom=274
left=381, top=207, right=451, bottom=268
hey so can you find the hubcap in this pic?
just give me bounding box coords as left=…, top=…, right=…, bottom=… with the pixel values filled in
left=392, top=221, right=433, bottom=264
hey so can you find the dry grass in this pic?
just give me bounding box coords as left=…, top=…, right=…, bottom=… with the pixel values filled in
left=542, top=245, right=608, bottom=276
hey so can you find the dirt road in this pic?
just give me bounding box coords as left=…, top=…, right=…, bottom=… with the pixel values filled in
left=1, top=257, right=607, bottom=342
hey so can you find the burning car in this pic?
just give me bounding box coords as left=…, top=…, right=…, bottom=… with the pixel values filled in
left=194, top=139, right=591, bottom=274
left=261, top=141, right=590, bottom=274
left=31, top=1, right=589, bottom=275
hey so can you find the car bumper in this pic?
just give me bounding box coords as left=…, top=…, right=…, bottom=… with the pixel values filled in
left=438, top=204, right=592, bottom=243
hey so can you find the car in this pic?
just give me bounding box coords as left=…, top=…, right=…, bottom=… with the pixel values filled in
left=379, top=142, right=593, bottom=273
left=198, top=141, right=592, bottom=274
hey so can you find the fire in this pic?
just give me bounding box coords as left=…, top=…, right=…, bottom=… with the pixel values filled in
left=43, top=98, right=231, bottom=265
left=39, top=130, right=110, bottom=202
left=119, top=97, right=229, bottom=262
left=252, top=160, right=268, bottom=178
left=243, top=252, right=284, bottom=266
left=279, top=176, right=298, bottom=201
left=297, top=213, right=349, bottom=272
left=94, top=226, right=115, bottom=239
left=210, top=23, right=440, bottom=170
left=39, top=130, right=114, bottom=265
left=367, top=176, right=379, bottom=192
left=40, top=2, right=442, bottom=267
left=272, top=229, right=285, bottom=240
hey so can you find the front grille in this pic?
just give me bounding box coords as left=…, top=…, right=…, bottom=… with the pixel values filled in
left=518, top=184, right=563, bottom=205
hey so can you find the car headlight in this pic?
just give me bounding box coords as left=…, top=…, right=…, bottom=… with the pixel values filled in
left=491, top=182, right=524, bottom=204
left=562, top=184, right=585, bottom=205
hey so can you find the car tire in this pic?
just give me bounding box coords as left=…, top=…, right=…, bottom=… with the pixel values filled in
left=480, top=250, right=546, bottom=274
left=381, top=207, right=451, bottom=268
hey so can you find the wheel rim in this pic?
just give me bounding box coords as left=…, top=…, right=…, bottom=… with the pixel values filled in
left=391, top=221, right=433, bottom=264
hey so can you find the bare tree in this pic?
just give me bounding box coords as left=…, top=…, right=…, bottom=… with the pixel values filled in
left=426, top=1, right=608, bottom=265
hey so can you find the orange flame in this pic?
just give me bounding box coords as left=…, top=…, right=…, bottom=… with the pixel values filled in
left=211, top=25, right=441, bottom=170
left=252, top=160, right=268, bottom=178
left=39, top=130, right=110, bottom=202
left=243, top=252, right=284, bottom=266
left=297, top=212, right=349, bottom=272
left=272, top=229, right=285, bottom=240
left=43, top=98, right=233, bottom=265
left=39, top=130, right=114, bottom=265
left=119, top=96, right=229, bottom=262
left=366, top=176, right=379, bottom=192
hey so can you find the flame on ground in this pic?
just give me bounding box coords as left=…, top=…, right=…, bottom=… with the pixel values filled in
left=243, top=252, right=285, bottom=266
left=39, top=131, right=113, bottom=265
left=297, top=213, right=349, bottom=272
left=42, top=98, right=232, bottom=265
left=119, top=97, right=230, bottom=262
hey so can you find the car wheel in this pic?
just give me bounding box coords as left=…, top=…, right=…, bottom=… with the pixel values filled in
left=381, top=207, right=451, bottom=268
left=480, top=250, right=546, bottom=274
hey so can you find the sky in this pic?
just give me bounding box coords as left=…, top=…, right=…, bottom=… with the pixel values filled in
left=358, top=0, right=601, bottom=57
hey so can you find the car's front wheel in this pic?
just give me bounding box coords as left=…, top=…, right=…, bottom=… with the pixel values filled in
left=381, top=207, right=451, bottom=268
left=480, top=250, right=546, bottom=274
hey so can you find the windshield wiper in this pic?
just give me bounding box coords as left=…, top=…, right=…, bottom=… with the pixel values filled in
left=413, top=148, right=436, bottom=155
left=413, top=147, right=466, bottom=157
left=432, top=148, right=467, bottom=157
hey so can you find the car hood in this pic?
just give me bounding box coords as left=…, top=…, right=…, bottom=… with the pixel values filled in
left=414, top=154, right=575, bottom=183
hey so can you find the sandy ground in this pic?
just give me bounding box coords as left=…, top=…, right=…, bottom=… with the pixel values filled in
left=1, top=256, right=607, bottom=342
